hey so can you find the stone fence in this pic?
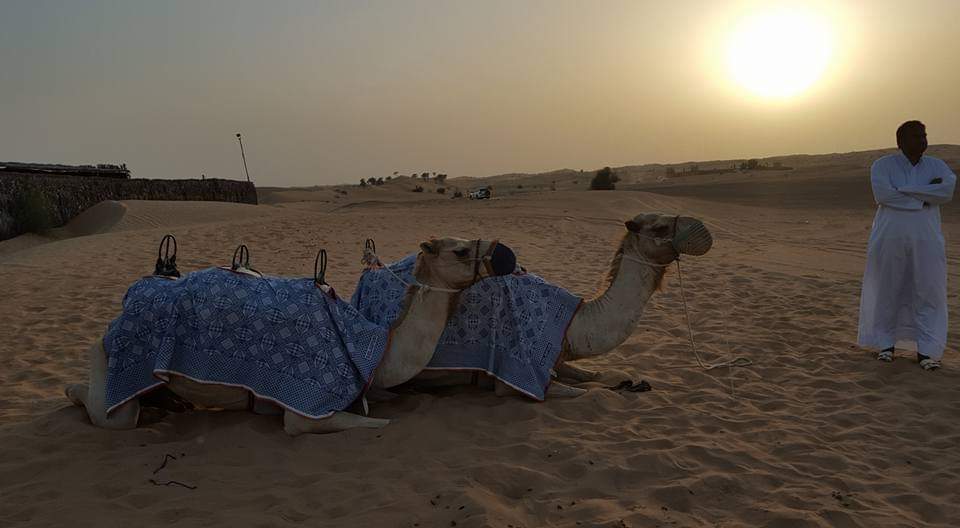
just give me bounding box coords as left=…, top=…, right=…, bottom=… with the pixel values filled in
left=0, top=172, right=257, bottom=241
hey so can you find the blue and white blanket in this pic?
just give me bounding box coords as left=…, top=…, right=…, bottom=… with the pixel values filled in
left=103, top=268, right=388, bottom=418
left=351, top=254, right=582, bottom=400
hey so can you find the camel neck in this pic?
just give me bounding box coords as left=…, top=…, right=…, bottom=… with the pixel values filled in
left=564, top=252, right=664, bottom=359
left=373, top=285, right=454, bottom=388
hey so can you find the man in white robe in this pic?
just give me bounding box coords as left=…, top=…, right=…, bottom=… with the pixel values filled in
left=858, top=120, right=956, bottom=370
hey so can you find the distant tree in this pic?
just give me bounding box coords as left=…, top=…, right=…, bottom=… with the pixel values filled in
left=436, top=174, right=447, bottom=184
left=590, top=167, right=617, bottom=190
left=420, top=172, right=430, bottom=180
left=376, top=177, right=384, bottom=185
left=360, top=178, right=367, bottom=186
left=386, top=176, right=393, bottom=181
left=746, top=159, right=759, bottom=170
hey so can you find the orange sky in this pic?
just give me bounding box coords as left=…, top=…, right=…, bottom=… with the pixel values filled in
left=2, top=0, right=958, bottom=186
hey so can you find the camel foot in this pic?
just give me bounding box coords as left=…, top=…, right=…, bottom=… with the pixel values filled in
left=65, top=384, right=87, bottom=407
left=283, top=410, right=390, bottom=436
left=546, top=382, right=588, bottom=398
left=364, top=387, right=399, bottom=402
left=555, top=362, right=601, bottom=382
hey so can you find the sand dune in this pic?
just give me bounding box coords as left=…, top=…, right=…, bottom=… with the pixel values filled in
left=1, top=166, right=958, bottom=527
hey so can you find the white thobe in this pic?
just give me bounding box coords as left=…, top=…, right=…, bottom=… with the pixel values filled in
left=858, top=153, right=956, bottom=360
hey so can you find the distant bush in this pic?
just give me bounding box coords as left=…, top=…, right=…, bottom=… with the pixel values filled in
left=436, top=187, right=446, bottom=194
left=413, top=185, right=424, bottom=193
left=12, top=188, right=54, bottom=233
left=453, top=191, right=463, bottom=198
left=590, top=167, right=619, bottom=190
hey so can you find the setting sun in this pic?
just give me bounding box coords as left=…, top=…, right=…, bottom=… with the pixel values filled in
left=726, top=8, right=833, bottom=99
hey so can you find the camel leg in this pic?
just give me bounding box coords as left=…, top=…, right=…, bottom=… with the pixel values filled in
left=494, top=379, right=587, bottom=399
left=410, top=371, right=476, bottom=388
left=283, top=410, right=390, bottom=436
left=555, top=361, right=601, bottom=382
left=494, top=379, right=514, bottom=397
left=546, top=381, right=588, bottom=398
left=65, top=339, right=140, bottom=430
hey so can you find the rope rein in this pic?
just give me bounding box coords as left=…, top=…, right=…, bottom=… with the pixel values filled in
left=673, top=259, right=753, bottom=371
left=624, top=245, right=752, bottom=372
left=364, top=251, right=463, bottom=294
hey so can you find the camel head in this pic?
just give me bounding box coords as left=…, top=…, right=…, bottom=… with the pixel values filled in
left=416, top=237, right=512, bottom=291
left=624, top=213, right=713, bottom=264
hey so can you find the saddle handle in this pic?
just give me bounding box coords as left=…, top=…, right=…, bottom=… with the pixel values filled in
left=230, top=244, right=261, bottom=276
left=153, top=234, right=180, bottom=278
left=362, top=238, right=380, bottom=268
left=314, top=248, right=328, bottom=286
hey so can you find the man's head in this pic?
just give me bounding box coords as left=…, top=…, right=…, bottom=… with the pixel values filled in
left=896, top=120, right=927, bottom=159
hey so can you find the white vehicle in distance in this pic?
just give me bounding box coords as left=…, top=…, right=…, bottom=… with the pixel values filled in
left=468, top=187, right=491, bottom=200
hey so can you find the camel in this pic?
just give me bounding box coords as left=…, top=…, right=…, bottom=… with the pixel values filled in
left=412, top=213, right=713, bottom=398
left=65, top=237, right=501, bottom=435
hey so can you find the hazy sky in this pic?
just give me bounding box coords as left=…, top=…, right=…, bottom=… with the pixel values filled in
left=2, top=0, right=958, bottom=186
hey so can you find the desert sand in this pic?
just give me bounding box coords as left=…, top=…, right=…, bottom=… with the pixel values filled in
left=1, top=149, right=959, bottom=527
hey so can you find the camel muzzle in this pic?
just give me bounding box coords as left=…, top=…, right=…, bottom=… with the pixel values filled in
left=488, top=242, right=517, bottom=276
left=673, top=221, right=712, bottom=256
left=471, top=240, right=518, bottom=285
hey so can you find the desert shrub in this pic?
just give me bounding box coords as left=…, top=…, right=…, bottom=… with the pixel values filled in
left=413, top=185, right=424, bottom=193
left=12, top=188, right=54, bottom=233
left=436, top=187, right=446, bottom=194
left=590, top=167, right=619, bottom=190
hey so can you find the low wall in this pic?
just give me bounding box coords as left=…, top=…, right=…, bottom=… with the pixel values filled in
left=0, top=173, right=257, bottom=241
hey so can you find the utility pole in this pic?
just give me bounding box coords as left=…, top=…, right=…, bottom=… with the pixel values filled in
left=236, top=132, right=251, bottom=182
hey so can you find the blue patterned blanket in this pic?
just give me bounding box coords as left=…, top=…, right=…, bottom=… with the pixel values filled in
left=351, top=254, right=582, bottom=400
left=103, top=268, right=388, bottom=418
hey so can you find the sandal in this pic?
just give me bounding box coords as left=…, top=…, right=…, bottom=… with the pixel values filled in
left=607, top=380, right=652, bottom=393
left=919, top=356, right=941, bottom=371
left=876, top=347, right=894, bottom=362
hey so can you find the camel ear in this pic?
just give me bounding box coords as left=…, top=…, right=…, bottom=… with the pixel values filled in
left=625, top=220, right=642, bottom=232
left=419, top=240, right=439, bottom=255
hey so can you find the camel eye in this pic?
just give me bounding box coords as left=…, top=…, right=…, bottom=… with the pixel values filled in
left=453, top=248, right=470, bottom=258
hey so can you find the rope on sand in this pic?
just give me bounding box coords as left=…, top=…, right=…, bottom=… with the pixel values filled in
left=671, top=260, right=753, bottom=374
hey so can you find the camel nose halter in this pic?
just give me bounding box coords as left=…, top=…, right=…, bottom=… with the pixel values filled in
left=670, top=216, right=713, bottom=256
